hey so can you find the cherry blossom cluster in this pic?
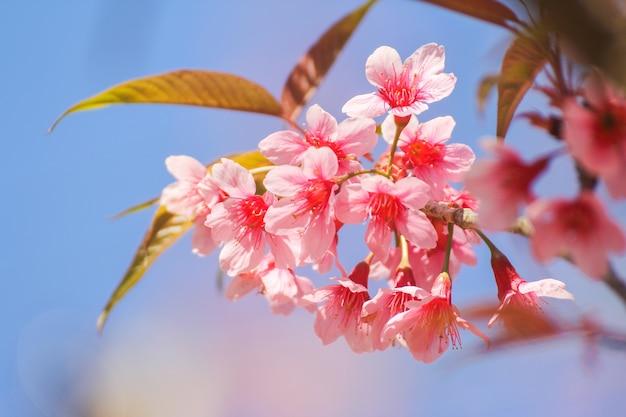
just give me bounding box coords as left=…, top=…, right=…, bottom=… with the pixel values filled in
left=159, top=43, right=577, bottom=362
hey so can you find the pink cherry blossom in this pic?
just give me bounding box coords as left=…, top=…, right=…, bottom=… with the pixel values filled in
left=526, top=191, right=626, bottom=278
left=304, top=262, right=374, bottom=353
left=335, top=175, right=437, bottom=262
left=465, top=140, right=548, bottom=230
left=381, top=114, right=475, bottom=198
left=205, top=158, right=297, bottom=275
left=362, top=267, right=429, bottom=351
left=382, top=272, right=489, bottom=363
left=263, top=147, right=339, bottom=262
left=342, top=44, right=456, bottom=118
left=161, top=155, right=224, bottom=256
left=160, top=155, right=222, bottom=218
left=487, top=249, right=574, bottom=327
left=226, top=254, right=314, bottom=316
left=563, top=74, right=626, bottom=198
left=258, top=104, right=377, bottom=175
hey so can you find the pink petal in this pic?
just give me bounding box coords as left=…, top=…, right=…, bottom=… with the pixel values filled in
left=365, top=46, right=404, bottom=88
left=342, top=93, right=388, bottom=118
left=406, top=43, right=446, bottom=78
left=165, top=155, right=206, bottom=181
left=305, top=104, right=339, bottom=139
left=258, top=130, right=309, bottom=166
left=335, top=117, right=378, bottom=156
left=263, top=165, right=307, bottom=196
left=301, top=147, right=339, bottom=180
left=212, top=158, right=255, bottom=198
left=518, top=279, right=574, bottom=300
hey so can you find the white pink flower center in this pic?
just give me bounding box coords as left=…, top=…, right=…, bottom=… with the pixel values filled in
left=230, top=195, right=268, bottom=243
left=377, top=68, right=419, bottom=108
left=294, top=179, right=334, bottom=217
left=305, top=132, right=346, bottom=160
left=402, top=139, right=444, bottom=168
left=367, top=192, right=401, bottom=225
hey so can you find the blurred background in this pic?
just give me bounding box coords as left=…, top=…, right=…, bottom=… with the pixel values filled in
left=2, top=1, right=626, bottom=416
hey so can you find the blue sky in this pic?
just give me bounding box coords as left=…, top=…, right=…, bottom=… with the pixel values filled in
left=2, top=1, right=626, bottom=416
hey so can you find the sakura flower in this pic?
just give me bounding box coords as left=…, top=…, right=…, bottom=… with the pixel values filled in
left=263, top=147, right=339, bottom=262
left=362, top=266, right=429, bottom=350
left=226, top=254, right=314, bottom=316
left=335, top=175, right=437, bottom=262
left=160, top=155, right=223, bottom=256
left=381, top=114, right=475, bottom=198
left=465, top=140, right=548, bottom=230
left=160, top=155, right=222, bottom=218
left=304, top=261, right=374, bottom=353
left=382, top=272, right=490, bottom=363
left=205, top=158, right=298, bottom=275
left=527, top=191, right=626, bottom=278
left=487, top=249, right=574, bottom=328
left=563, top=73, right=626, bottom=198
left=258, top=104, right=377, bottom=175
left=342, top=44, right=456, bottom=119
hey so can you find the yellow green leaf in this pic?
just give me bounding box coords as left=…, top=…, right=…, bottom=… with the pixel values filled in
left=50, top=70, right=283, bottom=132
left=496, top=35, right=548, bottom=139
left=281, top=0, right=378, bottom=122
left=416, top=0, right=520, bottom=29
left=97, top=206, right=192, bottom=333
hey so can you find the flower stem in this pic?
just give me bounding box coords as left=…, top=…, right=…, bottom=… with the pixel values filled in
left=386, top=115, right=410, bottom=177
left=441, top=222, right=455, bottom=274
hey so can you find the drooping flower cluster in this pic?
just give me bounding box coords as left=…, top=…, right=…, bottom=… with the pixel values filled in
left=158, top=43, right=585, bottom=362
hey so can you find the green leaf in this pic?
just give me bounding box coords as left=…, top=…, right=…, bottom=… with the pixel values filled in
left=97, top=206, right=192, bottom=333
left=50, top=70, right=283, bottom=132
left=416, top=0, right=520, bottom=29
left=281, top=0, right=378, bottom=122
left=98, top=150, right=273, bottom=332
left=496, top=35, right=548, bottom=139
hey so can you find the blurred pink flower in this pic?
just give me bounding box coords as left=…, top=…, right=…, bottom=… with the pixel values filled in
left=488, top=250, right=574, bottom=327
left=563, top=74, right=626, bottom=198
left=263, top=147, right=338, bottom=262
left=382, top=272, right=489, bottom=363
left=335, top=175, right=437, bottom=262
left=465, top=140, right=548, bottom=230
left=258, top=104, right=377, bottom=175
left=381, top=114, right=475, bottom=198
left=342, top=44, right=456, bottom=118
left=304, top=262, right=374, bottom=353
left=527, top=191, right=626, bottom=278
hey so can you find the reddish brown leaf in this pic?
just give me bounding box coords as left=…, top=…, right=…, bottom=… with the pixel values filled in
left=496, top=35, right=548, bottom=139
left=416, top=0, right=520, bottom=29
left=281, top=0, right=378, bottom=122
